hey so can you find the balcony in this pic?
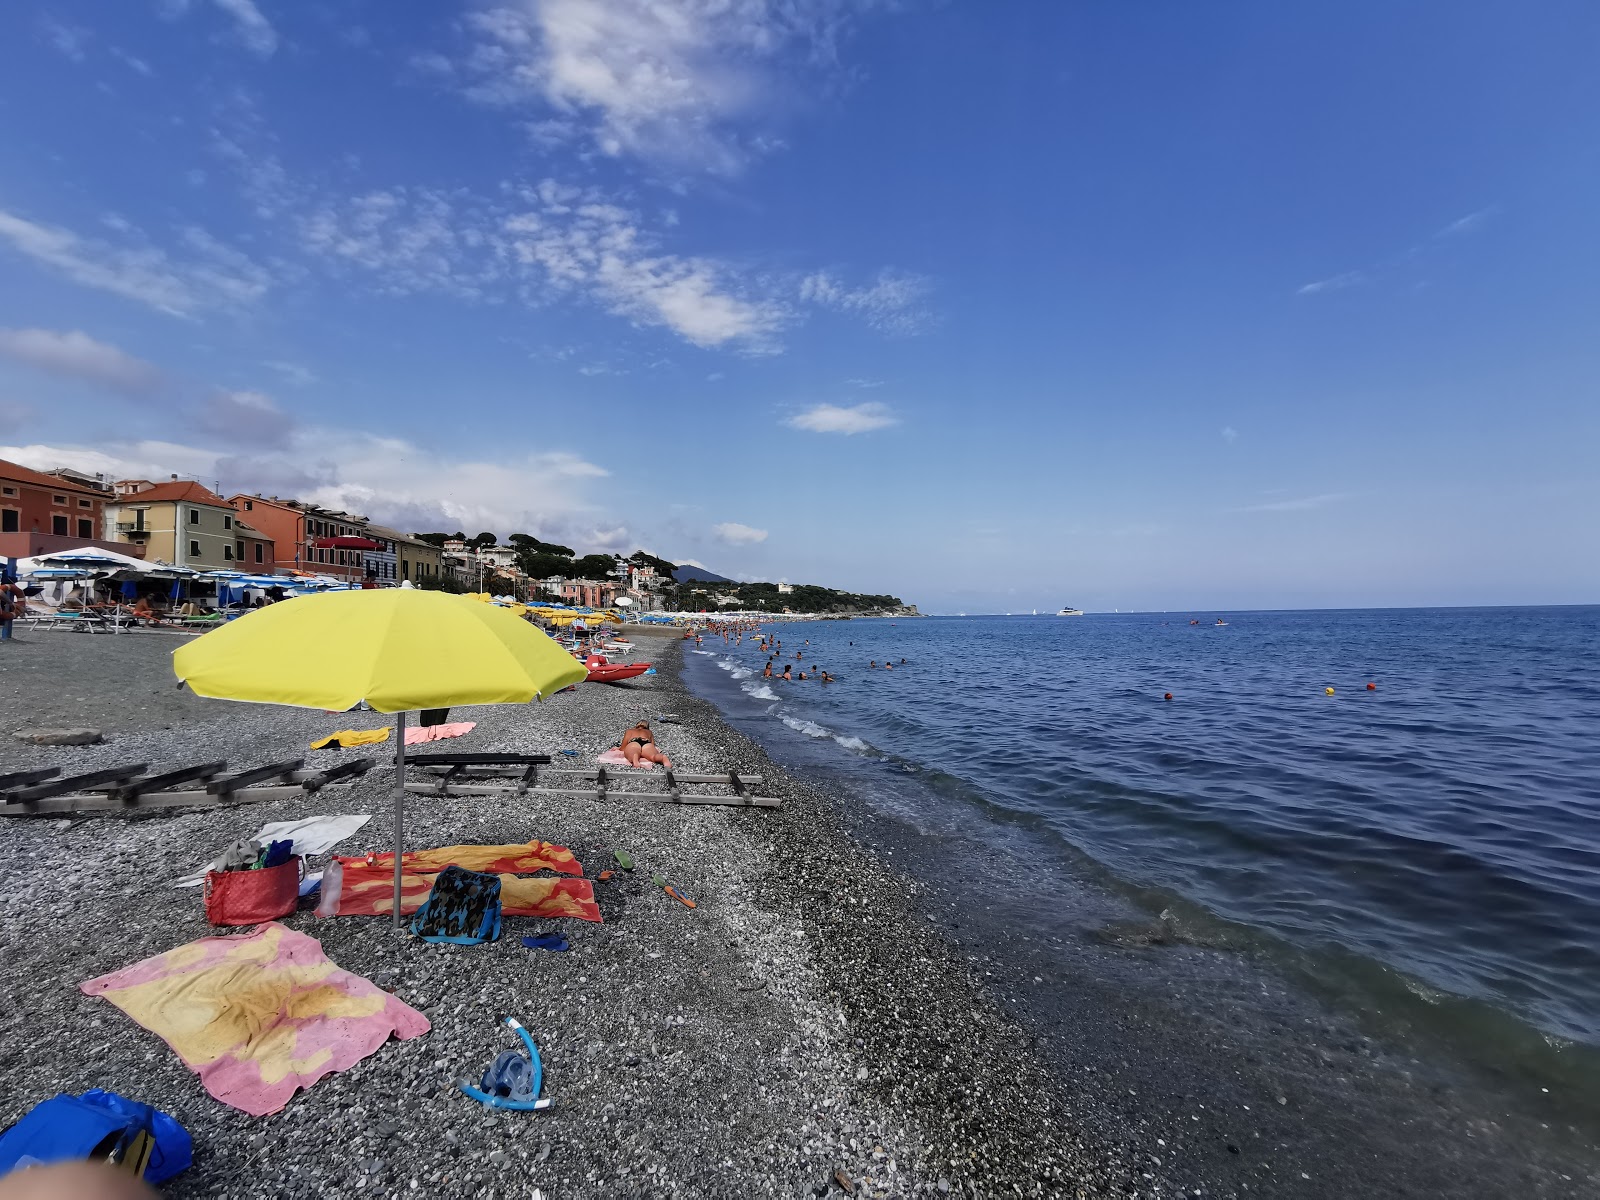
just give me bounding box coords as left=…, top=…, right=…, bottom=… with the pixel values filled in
left=115, top=523, right=149, bottom=535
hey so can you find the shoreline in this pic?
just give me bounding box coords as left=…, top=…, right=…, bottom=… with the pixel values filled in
left=679, top=636, right=1600, bottom=1199
left=0, top=631, right=1137, bottom=1197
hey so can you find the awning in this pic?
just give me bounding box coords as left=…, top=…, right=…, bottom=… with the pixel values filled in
left=312, top=537, right=381, bottom=550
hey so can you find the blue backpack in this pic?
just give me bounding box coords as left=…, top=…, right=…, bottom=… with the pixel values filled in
left=0, top=1090, right=191, bottom=1184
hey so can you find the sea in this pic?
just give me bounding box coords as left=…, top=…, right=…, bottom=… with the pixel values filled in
left=680, top=606, right=1600, bottom=1145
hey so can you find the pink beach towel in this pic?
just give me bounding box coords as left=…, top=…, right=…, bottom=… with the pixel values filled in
left=404, top=720, right=475, bottom=745
left=597, top=747, right=655, bottom=768
left=80, top=923, right=429, bottom=1116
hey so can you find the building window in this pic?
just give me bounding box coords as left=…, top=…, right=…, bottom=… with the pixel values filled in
left=134, top=509, right=146, bottom=531
left=77, top=498, right=92, bottom=509
left=1, top=486, right=16, bottom=496
left=224, top=515, right=232, bottom=530
left=1, top=509, right=17, bottom=533
left=403, top=560, right=410, bottom=580
left=189, top=540, right=201, bottom=557
left=53, top=494, right=66, bottom=505
left=77, top=518, right=93, bottom=538
left=188, top=509, right=200, bottom=525
left=53, top=515, right=69, bottom=535
left=244, top=500, right=254, bottom=511
left=224, top=546, right=234, bottom=560
left=235, top=540, right=244, bottom=559
left=254, top=543, right=264, bottom=564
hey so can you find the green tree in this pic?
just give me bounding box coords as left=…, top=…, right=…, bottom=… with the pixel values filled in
left=470, top=531, right=498, bottom=548
left=571, top=553, right=620, bottom=580
left=515, top=550, right=574, bottom=579
left=412, top=533, right=449, bottom=547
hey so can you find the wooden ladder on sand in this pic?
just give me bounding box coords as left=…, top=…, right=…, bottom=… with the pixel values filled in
left=0, top=758, right=375, bottom=817
left=402, top=753, right=780, bottom=809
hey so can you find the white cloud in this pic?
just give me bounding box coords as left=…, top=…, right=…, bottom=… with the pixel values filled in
left=0, top=208, right=271, bottom=317
left=263, top=360, right=316, bottom=387
left=195, top=390, right=297, bottom=449
left=111, top=48, right=155, bottom=76
left=1296, top=269, right=1367, bottom=297
left=0, top=329, right=162, bottom=393
left=2, top=434, right=620, bottom=551
left=1437, top=206, right=1498, bottom=237
left=500, top=182, right=789, bottom=348
left=713, top=521, right=768, bottom=544
left=1233, top=492, right=1351, bottom=513
left=40, top=19, right=90, bottom=62
left=800, top=269, right=933, bottom=334
left=459, top=0, right=869, bottom=171
left=786, top=400, right=896, bottom=434
left=1299, top=205, right=1500, bottom=296
left=211, top=0, right=279, bottom=57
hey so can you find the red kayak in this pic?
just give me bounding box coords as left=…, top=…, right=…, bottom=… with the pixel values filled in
left=584, top=654, right=653, bottom=684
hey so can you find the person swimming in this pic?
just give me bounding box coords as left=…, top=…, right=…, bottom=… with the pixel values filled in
left=762, top=660, right=773, bottom=678
left=780, top=664, right=792, bottom=680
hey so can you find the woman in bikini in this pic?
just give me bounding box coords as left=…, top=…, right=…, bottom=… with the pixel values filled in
left=619, top=721, right=672, bottom=769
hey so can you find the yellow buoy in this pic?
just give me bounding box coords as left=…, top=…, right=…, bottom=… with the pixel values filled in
left=1325, top=686, right=1335, bottom=696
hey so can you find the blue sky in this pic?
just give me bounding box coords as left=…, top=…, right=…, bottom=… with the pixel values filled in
left=1, top=1, right=1596, bottom=612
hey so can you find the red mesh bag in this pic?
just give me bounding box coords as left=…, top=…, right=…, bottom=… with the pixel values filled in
left=203, top=858, right=303, bottom=926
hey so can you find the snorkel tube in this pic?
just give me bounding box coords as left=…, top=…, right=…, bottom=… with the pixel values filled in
left=458, top=1017, right=552, bottom=1112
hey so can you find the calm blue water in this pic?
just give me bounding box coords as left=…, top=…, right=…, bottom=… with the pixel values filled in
left=684, top=608, right=1600, bottom=1057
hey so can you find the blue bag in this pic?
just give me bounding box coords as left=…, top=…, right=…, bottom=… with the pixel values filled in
left=0, top=1090, right=190, bottom=1184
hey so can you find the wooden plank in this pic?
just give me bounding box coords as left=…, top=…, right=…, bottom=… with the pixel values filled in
left=0, top=767, right=59, bottom=791
left=109, top=761, right=226, bottom=801
left=207, top=758, right=305, bottom=795
left=401, top=782, right=781, bottom=808
left=404, top=752, right=551, bottom=767
left=297, top=757, right=373, bottom=791
left=4, top=764, right=148, bottom=805
left=472, top=766, right=764, bottom=786
left=0, top=783, right=308, bottom=817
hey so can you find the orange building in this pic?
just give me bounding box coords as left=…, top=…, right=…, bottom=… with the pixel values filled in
left=0, top=458, right=124, bottom=560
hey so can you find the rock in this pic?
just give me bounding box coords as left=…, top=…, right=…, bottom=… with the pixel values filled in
left=14, top=727, right=102, bottom=746
left=489, top=1150, right=509, bottom=1167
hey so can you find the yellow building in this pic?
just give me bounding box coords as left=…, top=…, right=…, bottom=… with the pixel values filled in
left=107, top=479, right=274, bottom=570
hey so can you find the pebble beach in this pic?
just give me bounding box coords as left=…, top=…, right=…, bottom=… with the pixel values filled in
left=0, top=631, right=1141, bottom=1199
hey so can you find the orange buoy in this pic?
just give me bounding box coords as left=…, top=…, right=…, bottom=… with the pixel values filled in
left=1164, top=692, right=1173, bottom=701
left=1367, top=682, right=1377, bottom=691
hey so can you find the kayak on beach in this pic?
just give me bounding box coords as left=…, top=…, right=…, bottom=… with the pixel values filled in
left=584, top=655, right=653, bottom=684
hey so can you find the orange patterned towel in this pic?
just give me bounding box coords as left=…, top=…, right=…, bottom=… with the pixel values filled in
left=354, top=840, right=583, bottom=876
left=318, top=860, right=601, bottom=922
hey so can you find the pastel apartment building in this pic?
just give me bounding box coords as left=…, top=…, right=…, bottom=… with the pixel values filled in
left=228, top=495, right=375, bottom=582
left=106, top=478, right=274, bottom=570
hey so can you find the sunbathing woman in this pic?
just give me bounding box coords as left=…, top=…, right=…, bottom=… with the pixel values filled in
left=619, top=721, right=672, bottom=769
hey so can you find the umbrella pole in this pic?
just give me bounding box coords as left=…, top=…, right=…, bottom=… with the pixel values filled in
left=393, top=709, right=407, bottom=929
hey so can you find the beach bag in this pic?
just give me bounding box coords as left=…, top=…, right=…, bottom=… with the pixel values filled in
left=0, top=1090, right=190, bottom=1184
left=204, top=857, right=303, bottom=926
left=409, top=866, right=502, bottom=944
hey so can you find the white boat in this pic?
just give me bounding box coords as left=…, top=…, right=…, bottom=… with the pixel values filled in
left=1057, top=605, right=1085, bottom=616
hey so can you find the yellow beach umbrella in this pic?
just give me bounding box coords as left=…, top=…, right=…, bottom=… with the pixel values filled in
left=173, top=589, right=588, bottom=927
